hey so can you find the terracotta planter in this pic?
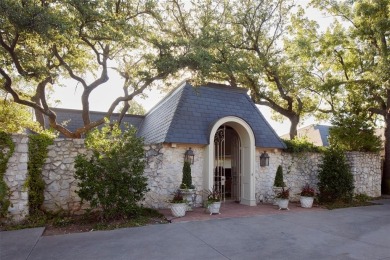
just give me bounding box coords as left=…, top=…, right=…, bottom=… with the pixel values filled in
left=278, top=199, right=289, bottom=210
left=300, top=196, right=314, bottom=208
left=170, top=203, right=186, bottom=217
left=208, top=201, right=221, bottom=215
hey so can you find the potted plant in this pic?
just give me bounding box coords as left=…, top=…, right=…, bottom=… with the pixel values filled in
left=180, top=161, right=196, bottom=211
left=170, top=190, right=187, bottom=217
left=300, top=184, right=315, bottom=208
left=273, top=165, right=285, bottom=205
left=206, top=188, right=222, bottom=215
left=276, top=187, right=290, bottom=210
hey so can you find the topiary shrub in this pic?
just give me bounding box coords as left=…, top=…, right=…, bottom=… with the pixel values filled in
left=273, top=165, right=285, bottom=187
left=75, top=124, right=148, bottom=220
left=317, top=148, right=354, bottom=203
left=180, top=161, right=194, bottom=189
left=0, top=132, right=15, bottom=218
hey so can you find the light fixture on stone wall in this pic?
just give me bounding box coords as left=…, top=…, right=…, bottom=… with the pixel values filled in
left=184, top=147, right=195, bottom=164
left=260, top=151, right=269, bottom=167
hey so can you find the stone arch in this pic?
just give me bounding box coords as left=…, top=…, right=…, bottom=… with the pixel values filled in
left=203, top=116, right=256, bottom=206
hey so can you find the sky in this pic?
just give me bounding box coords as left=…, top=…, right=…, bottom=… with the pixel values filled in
left=50, top=0, right=332, bottom=136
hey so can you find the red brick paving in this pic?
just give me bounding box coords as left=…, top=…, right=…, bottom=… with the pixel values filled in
left=159, top=200, right=326, bottom=223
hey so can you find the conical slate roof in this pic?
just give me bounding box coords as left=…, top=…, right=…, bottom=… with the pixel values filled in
left=138, top=82, right=285, bottom=148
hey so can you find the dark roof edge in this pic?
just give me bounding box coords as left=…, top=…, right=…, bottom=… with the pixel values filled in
left=49, top=107, right=145, bottom=118
left=202, top=82, right=248, bottom=93
left=145, top=80, right=188, bottom=116
left=247, top=98, right=287, bottom=149
left=164, top=84, right=188, bottom=141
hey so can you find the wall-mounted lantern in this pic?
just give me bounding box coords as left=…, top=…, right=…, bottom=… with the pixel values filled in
left=260, top=151, right=269, bottom=167
left=184, top=147, right=195, bottom=164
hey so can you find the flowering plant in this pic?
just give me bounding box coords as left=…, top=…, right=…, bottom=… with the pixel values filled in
left=207, top=188, right=222, bottom=203
left=170, top=190, right=186, bottom=203
left=276, top=187, right=290, bottom=199
left=300, top=184, right=315, bottom=197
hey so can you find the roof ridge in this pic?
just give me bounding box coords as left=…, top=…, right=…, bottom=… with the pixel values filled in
left=245, top=95, right=287, bottom=148
left=164, top=83, right=190, bottom=140
left=202, top=82, right=247, bottom=93
left=50, top=107, right=145, bottom=118
left=144, top=81, right=187, bottom=116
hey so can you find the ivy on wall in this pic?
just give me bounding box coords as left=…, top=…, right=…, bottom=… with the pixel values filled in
left=27, top=134, right=53, bottom=215
left=0, top=132, right=15, bottom=218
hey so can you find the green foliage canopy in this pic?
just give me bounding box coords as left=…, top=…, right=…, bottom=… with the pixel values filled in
left=329, top=109, right=382, bottom=152
left=311, top=0, right=390, bottom=192
left=163, top=0, right=332, bottom=139
left=0, top=99, right=41, bottom=133
left=0, top=0, right=185, bottom=138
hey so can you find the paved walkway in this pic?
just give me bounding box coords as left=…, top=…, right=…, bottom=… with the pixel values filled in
left=159, top=200, right=326, bottom=222
left=1, top=199, right=390, bottom=260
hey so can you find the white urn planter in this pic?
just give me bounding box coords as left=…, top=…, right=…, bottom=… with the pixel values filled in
left=278, top=199, right=289, bottom=210
left=208, top=202, right=221, bottom=215
left=179, top=189, right=196, bottom=211
left=273, top=187, right=283, bottom=205
left=170, top=203, right=187, bottom=217
left=300, top=196, right=314, bottom=208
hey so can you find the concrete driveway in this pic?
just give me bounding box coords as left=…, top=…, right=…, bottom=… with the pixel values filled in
left=1, top=199, right=390, bottom=260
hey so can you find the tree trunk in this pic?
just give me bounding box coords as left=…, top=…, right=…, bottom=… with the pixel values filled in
left=383, top=100, right=390, bottom=194
left=289, top=115, right=299, bottom=140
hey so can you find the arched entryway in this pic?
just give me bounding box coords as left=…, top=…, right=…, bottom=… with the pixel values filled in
left=203, top=116, right=256, bottom=206
left=214, top=125, right=241, bottom=202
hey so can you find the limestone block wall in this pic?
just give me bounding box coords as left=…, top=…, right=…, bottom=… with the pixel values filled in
left=255, top=151, right=381, bottom=203
left=3, top=135, right=29, bottom=221
left=1, top=135, right=383, bottom=222
left=346, top=152, right=382, bottom=197
left=256, top=149, right=283, bottom=203
left=143, top=144, right=205, bottom=208
left=41, top=138, right=90, bottom=214
left=280, top=152, right=322, bottom=201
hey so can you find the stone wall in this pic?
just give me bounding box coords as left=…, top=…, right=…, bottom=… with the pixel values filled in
left=346, top=152, right=381, bottom=197
left=143, top=144, right=205, bottom=209
left=1, top=135, right=383, bottom=222
left=41, top=138, right=90, bottom=214
left=255, top=151, right=381, bottom=203
left=4, top=135, right=29, bottom=221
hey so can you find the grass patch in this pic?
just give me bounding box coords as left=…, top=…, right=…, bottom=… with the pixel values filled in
left=322, top=194, right=381, bottom=210
left=0, top=207, right=168, bottom=235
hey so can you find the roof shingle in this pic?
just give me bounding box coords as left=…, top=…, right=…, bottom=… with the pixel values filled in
left=138, top=82, right=285, bottom=148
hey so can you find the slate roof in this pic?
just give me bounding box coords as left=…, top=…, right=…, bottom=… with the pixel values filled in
left=314, top=124, right=331, bottom=146
left=47, top=107, right=144, bottom=135
left=47, top=82, right=285, bottom=148
left=138, top=82, right=286, bottom=148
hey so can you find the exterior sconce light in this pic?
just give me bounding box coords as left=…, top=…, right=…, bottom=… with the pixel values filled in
left=184, top=147, right=195, bottom=164
left=260, top=151, right=269, bottom=167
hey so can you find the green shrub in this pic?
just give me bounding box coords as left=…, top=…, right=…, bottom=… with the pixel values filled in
left=0, top=132, right=15, bottom=218
left=180, top=161, right=194, bottom=189
left=318, top=148, right=354, bottom=202
left=273, top=165, right=285, bottom=187
left=283, top=137, right=324, bottom=153
left=27, top=133, right=53, bottom=215
left=75, top=124, right=148, bottom=220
